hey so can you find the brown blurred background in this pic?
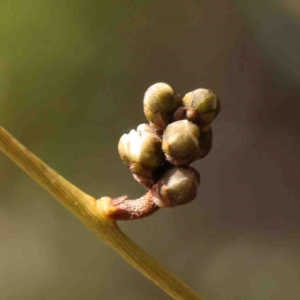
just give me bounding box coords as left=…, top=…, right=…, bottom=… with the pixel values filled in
left=1, top=1, right=300, bottom=299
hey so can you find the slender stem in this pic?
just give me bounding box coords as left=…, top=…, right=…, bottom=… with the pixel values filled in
left=0, top=126, right=204, bottom=300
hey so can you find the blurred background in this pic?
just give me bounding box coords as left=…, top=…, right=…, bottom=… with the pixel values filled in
left=1, top=1, right=300, bottom=299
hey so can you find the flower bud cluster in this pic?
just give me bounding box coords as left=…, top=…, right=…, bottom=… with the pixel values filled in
left=118, top=83, right=220, bottom=211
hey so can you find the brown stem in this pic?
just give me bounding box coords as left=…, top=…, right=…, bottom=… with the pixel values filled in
left=99, top=193, right=159, bottom=220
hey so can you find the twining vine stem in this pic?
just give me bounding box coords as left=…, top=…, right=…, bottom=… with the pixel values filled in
left=0, top=126, right=203, bottom=300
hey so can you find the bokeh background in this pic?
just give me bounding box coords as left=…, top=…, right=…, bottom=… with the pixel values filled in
left=1, top=1, right=300, bottom=299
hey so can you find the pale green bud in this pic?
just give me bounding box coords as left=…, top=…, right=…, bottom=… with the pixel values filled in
left=183, top=88, right=220, bottom=128
left=143, top=82, right=182, bottom=130
left=162, top=120, right=201, bottom=166
left=152, top=166, right=200, bottom=207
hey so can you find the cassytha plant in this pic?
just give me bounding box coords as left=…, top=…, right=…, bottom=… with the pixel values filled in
left=0, top=82, right=220, bottom=300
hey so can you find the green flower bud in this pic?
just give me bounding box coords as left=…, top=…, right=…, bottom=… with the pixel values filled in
left=118, top=124, right=164, bottom=187
left=162, top=120, right=201, bottom=166
left=143, top=82, right=182, bottom=130
left=152, top=166, right=200, bottom=208
left=182, top=88, right=220, bottom=128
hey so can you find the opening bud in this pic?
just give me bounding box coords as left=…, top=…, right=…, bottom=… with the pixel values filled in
left=118, top=124, right=164, bottom=187
left=143, top=82, right=182, bottom=130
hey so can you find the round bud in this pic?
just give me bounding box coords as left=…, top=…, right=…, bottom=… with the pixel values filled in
left=143, top=82, right=182, bottom=130
left=182, top=88, right=220, bottom=128
left=162, top=120, right=200, bottom=166
left=118, top=124, right=164, bottom=187
left=152, top=166, right=200, bottom=208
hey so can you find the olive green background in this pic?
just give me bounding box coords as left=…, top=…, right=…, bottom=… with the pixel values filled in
left=1, top=1, right=300, bottom=299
